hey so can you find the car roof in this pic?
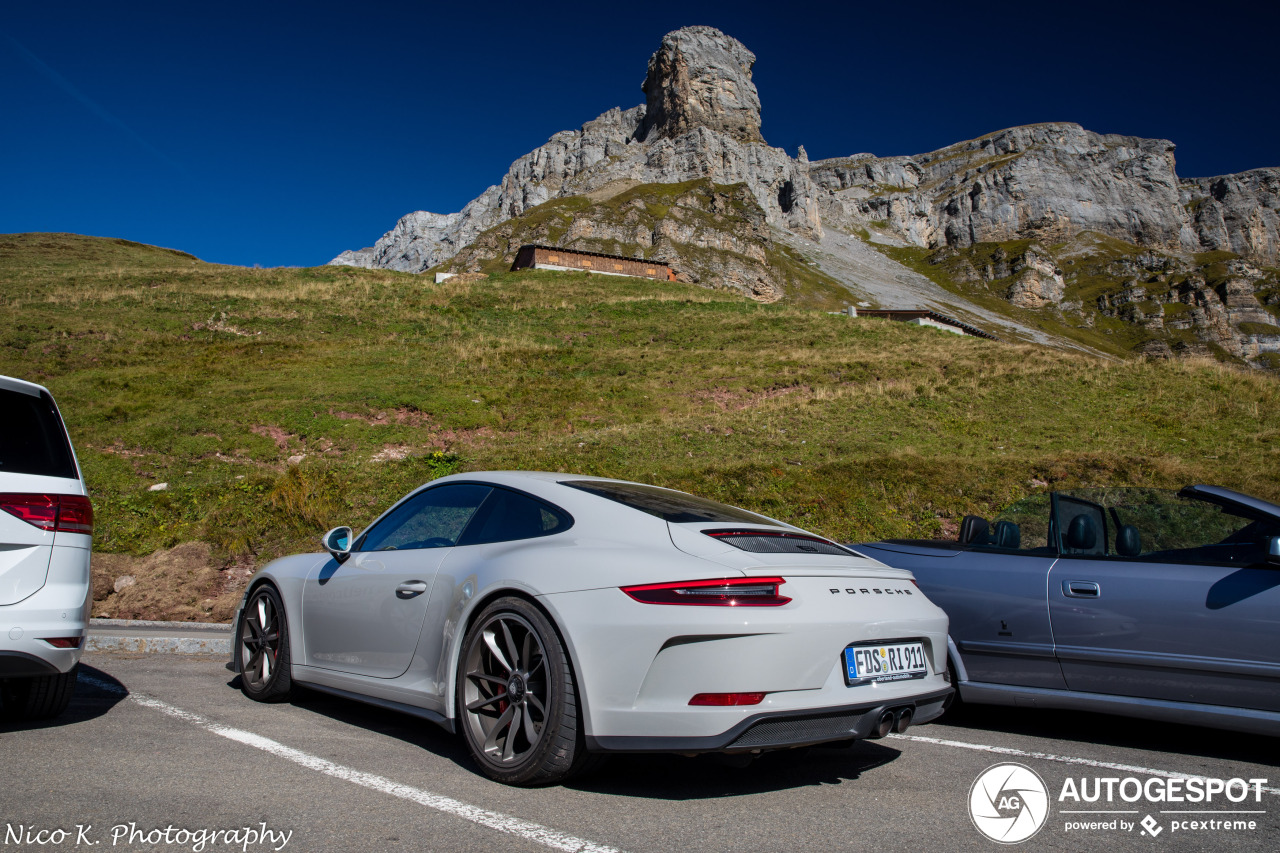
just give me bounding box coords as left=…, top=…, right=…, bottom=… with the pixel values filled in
left=439, top=471, right=682, bottom=490
left=424, top=471, right=796, bottom=527
left=0, top=374, right=50, bottom=397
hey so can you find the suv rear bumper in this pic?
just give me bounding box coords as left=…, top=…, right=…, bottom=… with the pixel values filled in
left=0, top=545, right=91, bottom=676
left=0, top=650, right=63, bottom=677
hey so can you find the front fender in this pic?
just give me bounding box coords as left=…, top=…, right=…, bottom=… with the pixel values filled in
left=230, top=554, right=325, bottom=674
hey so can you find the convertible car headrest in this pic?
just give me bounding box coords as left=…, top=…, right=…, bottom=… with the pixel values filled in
left=959, top=515, right=990, bottom=545
left=992, top=520, right=1021, bottom=549
left=1116, top=524, right=1142, bottom=557
left=1066, top=514, right=1098, bottom=552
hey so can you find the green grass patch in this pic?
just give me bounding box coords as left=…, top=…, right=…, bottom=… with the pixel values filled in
left=3, top=233, right=1278, bottom=581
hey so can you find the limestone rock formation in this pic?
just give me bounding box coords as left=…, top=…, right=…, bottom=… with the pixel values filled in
left=637, top=26, right=763, bottom=144
left=1004, top=247, right=1066, bottom=309
left=810, top=124, right=1186, bottom=252
left=1182, top=168, right=1280, bottom=266
left=807, top=124, right=1280, bottom=274
left=330, top=27, right=818, bottom=275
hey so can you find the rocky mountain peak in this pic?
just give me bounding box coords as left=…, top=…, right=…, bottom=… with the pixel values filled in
left=638, top=25, right=764, bottom=145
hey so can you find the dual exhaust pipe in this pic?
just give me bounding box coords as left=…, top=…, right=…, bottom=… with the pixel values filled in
left=869, top=706, right=913, bottom=739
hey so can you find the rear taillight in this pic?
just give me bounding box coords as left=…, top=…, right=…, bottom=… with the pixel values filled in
left=42, top=637, right=83, bottom=649
left=689, top=692, right=766, bottom=706
left=621, top=577, right=790, bottom=606
left=0, top=493, right=93, bottom=535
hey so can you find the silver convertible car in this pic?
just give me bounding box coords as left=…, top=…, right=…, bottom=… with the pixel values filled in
left=230, top=472, right=952, bottom=785
left=858, top=485, right=1280, bottom=736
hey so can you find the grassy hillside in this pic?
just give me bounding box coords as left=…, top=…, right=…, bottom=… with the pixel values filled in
left=3, top=233, right=1278, bottom=618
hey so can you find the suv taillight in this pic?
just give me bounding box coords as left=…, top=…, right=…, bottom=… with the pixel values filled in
left=0, top=493, right=93, bottom=535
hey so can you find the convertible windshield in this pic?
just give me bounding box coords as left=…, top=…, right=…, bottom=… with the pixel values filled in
left=560, top=480, right=774, bottom=524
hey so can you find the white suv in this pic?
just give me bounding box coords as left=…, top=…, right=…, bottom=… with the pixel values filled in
left=0, top=375, right=92, bottom=719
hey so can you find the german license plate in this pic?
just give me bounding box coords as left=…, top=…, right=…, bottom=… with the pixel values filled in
left=844, top=642, right=928, bottom=686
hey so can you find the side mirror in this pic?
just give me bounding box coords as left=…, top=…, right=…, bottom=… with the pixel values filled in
left=322, top=526, right=353, bottom=564
left=1269, top=537, right=1280, bottom=566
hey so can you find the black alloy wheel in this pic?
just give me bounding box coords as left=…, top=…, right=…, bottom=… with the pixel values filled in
left=457, top=597, right=594, bottom=785
left=238, top=584, right=293, bottom=702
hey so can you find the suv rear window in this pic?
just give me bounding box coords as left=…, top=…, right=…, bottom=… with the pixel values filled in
left=561, top=480, right=771, bottom=524
left=0, top=388, right=77, bottom=479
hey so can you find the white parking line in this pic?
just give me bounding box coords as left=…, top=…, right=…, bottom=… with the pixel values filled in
left=80, top=675, right=623, bottom=853
left=888, top=733, right=1280, bottom=796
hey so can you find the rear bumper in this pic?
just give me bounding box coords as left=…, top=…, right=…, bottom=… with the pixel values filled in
left=542, top=581, right=951, bottom=743
left=0, top=650, right=63, bottom=677
left=587, top=686, right=952, bottom=753
left=0, top=544, right=91, bottom=676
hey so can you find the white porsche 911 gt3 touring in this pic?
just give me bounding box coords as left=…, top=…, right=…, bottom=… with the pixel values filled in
left=230, top=472, right=951, bottom=785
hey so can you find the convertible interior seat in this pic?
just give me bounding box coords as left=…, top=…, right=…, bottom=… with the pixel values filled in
left=992, top=520, right=1021, bottom=549
left=1065, top=514, right=1100, bottom=554
left=959, top=515, right=990, bottom=546
left=1116, top=524, right=1142, bottom=557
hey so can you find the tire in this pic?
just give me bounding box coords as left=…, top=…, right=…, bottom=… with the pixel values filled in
left=238, top=584, right=294, bottom=702
left=457, top=596, right=594, bottom=785
left=0, top=664, right=78, bottom=720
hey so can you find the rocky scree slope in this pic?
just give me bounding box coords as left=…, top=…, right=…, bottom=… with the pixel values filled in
left=332, top=26, right=1279, bottom=363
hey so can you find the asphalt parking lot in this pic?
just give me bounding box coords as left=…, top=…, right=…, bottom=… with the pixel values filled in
left=3, top=651, right=1277, bottom=852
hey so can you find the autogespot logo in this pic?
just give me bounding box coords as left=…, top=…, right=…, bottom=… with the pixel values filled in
left=969, top=763, right=1051, bottom=844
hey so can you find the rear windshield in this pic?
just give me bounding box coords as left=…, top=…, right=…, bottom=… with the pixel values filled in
left=0, top=388, right=78, bottom=479
left=561, top=480, right=773, bottom=524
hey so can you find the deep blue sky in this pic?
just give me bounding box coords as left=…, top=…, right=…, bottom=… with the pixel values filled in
left=3, top=0, right=1276, bottom=267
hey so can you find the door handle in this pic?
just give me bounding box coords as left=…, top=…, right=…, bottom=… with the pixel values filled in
left=1062, top=580, right=1100, bottom=598
left=396, top=580, right=430, bottom=599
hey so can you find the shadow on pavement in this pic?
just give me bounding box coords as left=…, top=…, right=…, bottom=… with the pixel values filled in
left=229, top=679, right=477, bottom=768
left=0, top=664, right=128, bottom=733
left=568, top=741, right=902, bottom=799
left=938, top=702, right=1280, bottom=766
left=224, top=675, right=904, bottom=796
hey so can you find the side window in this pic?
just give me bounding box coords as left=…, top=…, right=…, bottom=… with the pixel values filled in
left=989, top=494, right=1054, bottom=553
left=357, top=484, right=492, bottom=552
left=458, top=488, right=572, bottom=546
left=1110, top=492, right=1277, bottom=566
